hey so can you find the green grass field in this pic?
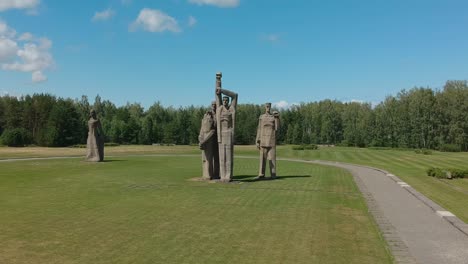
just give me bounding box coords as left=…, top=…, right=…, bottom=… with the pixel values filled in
left=276, top=146, right=468, bottom=223
left=1, top=144, right=467, bottom=222
left=0, top=155, right=392, bottom=264
left=1, top=145, right=468, bottom=222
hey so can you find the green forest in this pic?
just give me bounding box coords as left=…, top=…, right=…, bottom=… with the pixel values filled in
left=1, top=80, right=468, bottom=151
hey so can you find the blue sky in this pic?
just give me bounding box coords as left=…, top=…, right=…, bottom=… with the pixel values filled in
left=1, top=0, right=468, bottom=108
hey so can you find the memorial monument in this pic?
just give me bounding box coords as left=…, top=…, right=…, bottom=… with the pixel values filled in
left=198, top=101, right=219, bottom=180
left=86, top=109, right=104, bottom=162
left=215, top=72, right=238, bottom=182
left=256, top=103, right=280, bottom=178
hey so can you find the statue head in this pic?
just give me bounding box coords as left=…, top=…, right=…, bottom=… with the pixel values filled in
left=265, top=102, right=272, bottom=114
left=223, top=96, right=230, bottom=107
left=211, top=100, right=217, bottom=112
left=216, top=72, right=222, bottom=79
left=90, top=109, right=97, bottom=119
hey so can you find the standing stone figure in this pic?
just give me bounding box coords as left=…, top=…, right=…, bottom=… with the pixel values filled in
left=256, top=103, right=280, bottom=178
left=215, top=72, right=238, bottom=182
left=86, top=109, right=104, bottom=162
left=198, top=101, right=220, bottom=180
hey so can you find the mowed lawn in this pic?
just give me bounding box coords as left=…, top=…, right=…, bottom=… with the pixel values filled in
left=0, top=156, right=392, bottom=264
left=1, top=145, right=468, bottom=222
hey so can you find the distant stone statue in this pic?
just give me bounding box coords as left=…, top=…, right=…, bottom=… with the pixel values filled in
left=256, top=103, right=280, bottom=178
left=215, top=72, right=238, bottom=182
left=86, top=109, right=104, bottom=162
left=198, top=101, right=219, bottom=180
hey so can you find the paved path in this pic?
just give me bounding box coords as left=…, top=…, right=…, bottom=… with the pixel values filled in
left=2, top=155, right=468, bottom=263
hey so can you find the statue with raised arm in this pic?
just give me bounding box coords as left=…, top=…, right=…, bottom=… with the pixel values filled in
left=198, top=101, right=219, bottom=180
left=86, top=109, right=105, bottom=162
left=215, top=72, right=238, bottom=182
left=256, top=103, right=280, bottom=178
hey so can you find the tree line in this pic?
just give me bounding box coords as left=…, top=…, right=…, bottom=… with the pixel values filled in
left=1, top=80, right=468, bottom=151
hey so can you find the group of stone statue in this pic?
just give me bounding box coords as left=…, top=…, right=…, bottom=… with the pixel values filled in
left=198, top=72, right=280, bottom=182
left=198, top=72, right=238, bottom=182
left=84, top=72, right=280, bottom=181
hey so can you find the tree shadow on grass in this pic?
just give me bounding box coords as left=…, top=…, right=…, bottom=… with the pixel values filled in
left=232, top=175, right=311, bottom=183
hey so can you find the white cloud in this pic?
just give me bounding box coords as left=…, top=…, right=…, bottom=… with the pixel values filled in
left=18, top=32, right=33, bottom=41
left=273, top=100, right=298, bottom=109
left=32, top=70, right=46, bottom=83
left=0, top=20, right=54, bottom=84
left=0, top=37, right=18, bottom=61
left=188, top=15, right=197, bottom=27
left=188, top=0, right=239, bottom=8
left=38, top=37, right=51, bottom=49
left=0, top=20, right=16, bottom=38
left=0, top=0, right=39, bottom=11
left=130, top=8, right=180, bottom=33
left=92, top=8, right=116, bottom=22
left=2, top=42, right=54, bottom=72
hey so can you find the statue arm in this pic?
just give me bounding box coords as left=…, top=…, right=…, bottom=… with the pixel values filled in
left=198, top=122, right=204, bottom=144
left=215, top=89, right=222, bottom=108
left=256, top=116, right=262, bottom=148
left=273, top=111, right=280, bottom=131
left=275, top=117, right=280, bottom=132
left=220, top=89, right=238, bottom=109
left=199, top=130, right=215, bottom=147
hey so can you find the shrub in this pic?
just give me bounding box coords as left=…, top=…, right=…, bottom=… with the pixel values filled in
left=292, top=144, right=318, bottom=151
left=70, top=144, right=86, bottom=148
left=0, top=128, right=32, bottom=147
left=439, top=144, right=461, bottom=152
left=71, top=142, right=119, bottom=148
left=337, top=140, right=349, bottom=147
left=427, top=167, right=446, bottom=178
left=303, top=144, right=318, bottom=150
left=368, top=147, right=413, bottom=151
left=415, top=148, right=432, bottom=155
left=447, top=169, right=468, bottom=179
left=427, top=167, right=468, bottom=179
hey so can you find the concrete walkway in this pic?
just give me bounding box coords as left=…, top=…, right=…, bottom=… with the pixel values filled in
left=280, top=158, right=468, bottom=264
left=2, top=155, right=468, bottom=263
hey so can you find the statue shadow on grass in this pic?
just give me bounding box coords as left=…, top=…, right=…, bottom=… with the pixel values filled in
left=100, top=159, right=126, bottom=163
left=232, top=175, right=311, bottom=183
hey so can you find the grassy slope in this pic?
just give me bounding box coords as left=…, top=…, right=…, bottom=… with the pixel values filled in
left=277, top=146, right=468, bottom=223
left=0, top=156, right=392, bottom=264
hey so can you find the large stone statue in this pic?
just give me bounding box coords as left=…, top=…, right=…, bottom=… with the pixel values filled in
left=256, top=103, right=280, bottom=178
left=198, top=101, right=220, bottom=180
left=215, top=72, right=238, bottom=182
left=86, top=109, right=104, bottom=162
